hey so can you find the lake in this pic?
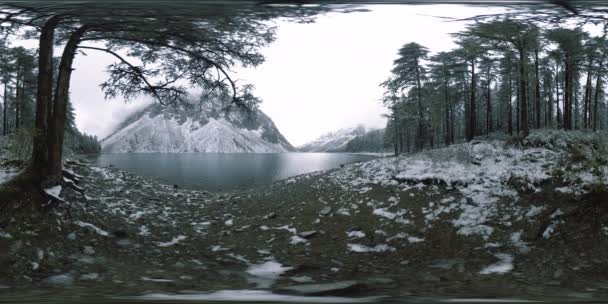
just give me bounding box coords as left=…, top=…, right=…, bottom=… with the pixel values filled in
left=92, top=153, right=377, bottom=191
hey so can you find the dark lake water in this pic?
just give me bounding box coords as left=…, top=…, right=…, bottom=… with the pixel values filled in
left=92, top=153, right=377, bottom=191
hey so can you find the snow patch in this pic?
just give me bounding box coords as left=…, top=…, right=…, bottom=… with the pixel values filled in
left=479, top=254, right=514, bottom=275
left=157, top=235, right=187, bottom=247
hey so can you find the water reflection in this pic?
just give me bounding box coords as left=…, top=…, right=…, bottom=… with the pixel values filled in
left=92, top=153, right=376, bottom=191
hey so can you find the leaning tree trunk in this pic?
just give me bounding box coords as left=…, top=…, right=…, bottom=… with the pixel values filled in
left=47, top=26, right=87, bottom=178
left=30, top=15, right=63, bottom=176
left=519, top=49, right=529, bottom=137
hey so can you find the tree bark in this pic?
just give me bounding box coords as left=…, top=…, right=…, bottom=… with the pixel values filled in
left=30, top=15, right=63, bottom=176
left=47, top=26, right=87, bottom=178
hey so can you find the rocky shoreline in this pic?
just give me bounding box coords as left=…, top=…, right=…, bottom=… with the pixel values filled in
left=1, top=130, right=608, bottom=303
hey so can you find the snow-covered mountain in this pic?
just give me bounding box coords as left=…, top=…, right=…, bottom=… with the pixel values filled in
left=101, top=97, right=295, bottom=153
left=298, top=126, right=368, bottom=152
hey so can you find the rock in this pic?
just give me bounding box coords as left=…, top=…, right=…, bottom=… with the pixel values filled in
left=417, top=272, right=440, bottom=283
left=264, top=212, right=277, bottom=219
left=553, top=269, right=564, bottom=279
left=290, top=276, right=314, bottom=283
left=366, top=277, right=394, bottom=285
left=80, top=273, right=99, bottom=281
left=83, top=246, right=95, bottom=255
left=116, top=239, right=131, bottom=247
left=67, top=233, right=76, bottom=241
left=45, top=274, right=74, bottom=286
left=279, top=280, right=363, bottom=296
left=319, top=207, right=332, bottom=216
left=299, top=231, right=317, bottom=239
left=113, top=230, right=128, bottom=238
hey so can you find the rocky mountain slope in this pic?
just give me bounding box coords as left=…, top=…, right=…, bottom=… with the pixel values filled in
left=299, top=126, right=386, bottom=153
left=298, top=126, right=367, bottom=152
left=101, top=97, right=294, bottom=153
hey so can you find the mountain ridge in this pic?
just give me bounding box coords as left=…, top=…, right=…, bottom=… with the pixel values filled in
left=299, top=125, right=384, bottom=152
left=101, top=97, right=295, bottom=153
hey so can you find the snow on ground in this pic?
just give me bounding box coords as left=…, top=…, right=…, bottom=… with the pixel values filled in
left=157, top=235, right=187, bottom=247
left=0, top=167, right=19, bottom=185
left=348, top=243, right=395, bottom=253
left=74, top=221, right=110, bottom=237
left=331, top=130, right=608, bottom=242
left=246, top=260, right=293, bottom=288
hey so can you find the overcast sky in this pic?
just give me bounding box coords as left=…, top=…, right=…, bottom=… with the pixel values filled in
left=65, top=4, right=506, bottom=146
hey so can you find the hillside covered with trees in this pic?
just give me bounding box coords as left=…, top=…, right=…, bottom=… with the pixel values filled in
left=0, top=45, right=100, bottom=160
left=382, top=16, right=608, bottom=154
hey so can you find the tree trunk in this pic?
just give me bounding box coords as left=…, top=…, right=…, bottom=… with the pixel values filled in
left=468, top=59, right=476, bottom=142
left=547, top=75, right=553, bottom=128
left=564, top=56, right=571, bottom=130
left=30, top=15, right=63, bottom=176
left=15, top=62, right=21, bottom=129
left=486, top=68, right=492, bottom=134
left=593, top=60, right=603, bottom=132
left=556, top=64, right=561, bottom=128
left=508, top=70, right=513, bottom=135
left=519, top=49, right=529, bottom=137
left=583, top=61, right=593, bottom=129
left=46, top=26, right=87, bottom=178
left=535, top=49, right=541, bottom=129
left=393, top=105, right=398, bottom=156
left=415, top=58, right=424, bottom=151
left=2, top=80, right=7, bottom=136
left=443, top=65, right=450, bottom=146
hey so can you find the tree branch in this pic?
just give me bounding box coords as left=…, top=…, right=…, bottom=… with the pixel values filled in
left=82, top=35, right=241, bottom=103
left=77, top=45, right=167, bottom=105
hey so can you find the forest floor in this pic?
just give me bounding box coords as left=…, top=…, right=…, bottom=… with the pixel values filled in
left=1, top=130, right=608, bottom=303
